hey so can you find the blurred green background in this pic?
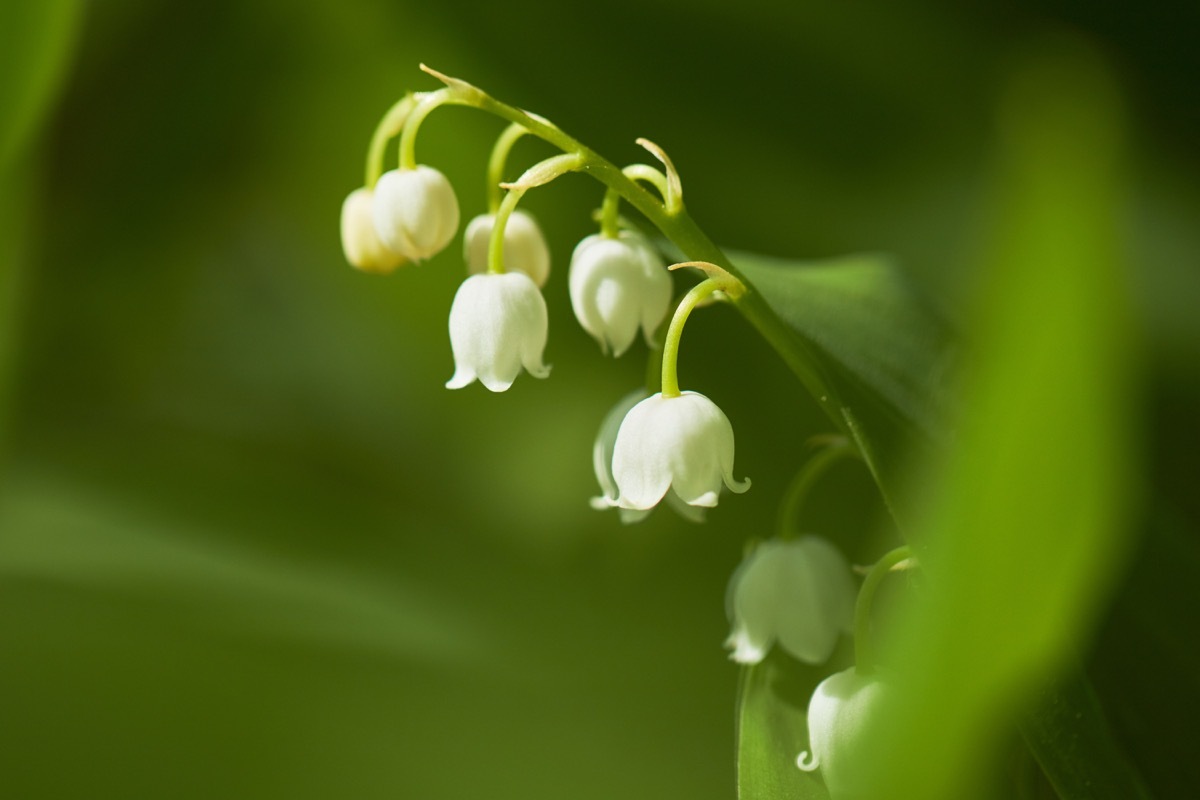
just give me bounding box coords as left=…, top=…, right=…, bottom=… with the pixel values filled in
left=2, top=1, right=1198, bottom=798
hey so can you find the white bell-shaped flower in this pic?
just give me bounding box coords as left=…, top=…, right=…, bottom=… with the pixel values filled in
left=724, top=537, right=856, bottom=665
left=608, top=391, right=750, bottom=511
left=372, top=165, right=460, bottom=261
left=590, top=389, right=707, bottom=524
left=463, top=210, right=551, bottom=288
left=446, top=272, right=550, bottom=392
left=340, top=188, right=407, bottom=274
left=797, top=667, right=890, bottom=799
left=568, top=231, right=671, bottom=357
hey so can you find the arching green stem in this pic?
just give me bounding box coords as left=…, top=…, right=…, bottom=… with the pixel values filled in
left=660, top=278, right=722, bottom=398
left=487, top=122, right=529, bottom=213
left=776, top=437, right=856, bottom=540
left=599, top=188, right=621, bottom=238
left=855, top=545, right=914, bottom=675
left=412, top=67, right=851, bottom=457
left=365, top=95, right=416, bottom=187
left=488, top=187, right=524, bottom=275
left=398, top=88, right=453, bottom=170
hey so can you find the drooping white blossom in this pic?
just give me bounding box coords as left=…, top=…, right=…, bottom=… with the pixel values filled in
left=568, top=231, right=672, bottom=357
left=725, top=537, right=856, bottom=665
left=797, top=667, right=890, bottom=799
left=463, top=210, right=551, bottom=288
left=608, top=391, right=749, bottom=512
left=589, top=389, right=707, bottom=524
left=446, top=272, right=550, bottom=392
left=340, top=187, right=406, bottom=274
left=372, top=165, right=460, bottom=261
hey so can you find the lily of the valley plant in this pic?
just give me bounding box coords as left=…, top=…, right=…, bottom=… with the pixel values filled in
left=340, top=65, right=916, bottom=799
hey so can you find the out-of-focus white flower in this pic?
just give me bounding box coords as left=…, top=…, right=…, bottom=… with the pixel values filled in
left=463, top=210, right=551, bottom=288
left=589, top=389, right=707, bottom=524
left=340, top=187, right=406, bottom=274
left=724, top=537, right=856, bottom=665
left=608, top=391, right=749, bottom=512
left=568, top=231, right=671, bottom=357
left=372, top=165, right=460, bottom=261
left=797, top=667, right=890, bottom=799
left=446, top=272, right=550, bottom=392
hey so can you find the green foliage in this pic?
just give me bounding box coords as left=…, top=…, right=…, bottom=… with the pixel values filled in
left=737, top=654, right=831, bottom=800
left=734, top=251, right=950, bottom=441
left=855, top=39, right=1145, bottom=799
left=0, top=0, right=81, bottom=173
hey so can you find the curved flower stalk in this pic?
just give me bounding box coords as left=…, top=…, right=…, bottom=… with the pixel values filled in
left=796, top=667, right=891, bottom=799
left=464, top=210, right=551, bottom=287
left=340, top=187, right=406, bottom=274
left=568, top=231, right=672, bottom=357
left=590, top=389, right=707, bottom=524
left=724, top=536, right=856, bottom=665
left=446, top=272, right=550, bottom=392
left=372, top=165, right=460, bottom=261
left=608, top=390, right=749, bottom=512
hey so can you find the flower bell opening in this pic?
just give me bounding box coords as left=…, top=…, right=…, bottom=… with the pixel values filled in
left=609, top=391, right=749, bottom=512
left=568, top=231, right=671, bottom=357
left=446, top=272, right=550, bottom=392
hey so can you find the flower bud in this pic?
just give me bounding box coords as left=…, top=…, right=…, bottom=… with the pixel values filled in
left=608, top=391, right=749, bottom=512
left=372, top=165, right=460, bottom=261
left=797, top=667, right=890, bottom=799
left=340, top=188, right=407, bottom=274
left=463, top=210, right=551, bottom=288
left=446, top=272, right=550, bottom=392
left=725, top=537, right=855, bottom=665
left=568, top=231, right=671, bottom=357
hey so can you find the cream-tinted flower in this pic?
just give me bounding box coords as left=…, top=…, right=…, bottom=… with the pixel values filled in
left=463, top=210, right=551, bottom=288
left=608, top=391, right=749, bottom=511
left=372, top=165, right=460, bottom=261
left=568, top=231, right=671, bottom=357
left=589, top=389, right=707, bottom=524
left=724, top=537, right=856, bottom=665
left=797, top=667, right=890, bottom=799
left=340, top=187, right=407, bottom=274
left=446, top=272, right=550, bottom=392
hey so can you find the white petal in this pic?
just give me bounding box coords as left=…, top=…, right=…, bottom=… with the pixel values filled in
left=592, top=389, right=649, bottom=507
left=446, top=272, right=548, bottom=392
left=771, top=543, right=842, bottom=664
left=341, top=188, right=406, bottom=273
left=373, top=166, right=460, bottom=261
left=464, top=210, right=551, bottom=287
left=803, top=668, right=890, bottom=797
left=569, top=232, right=663, bottom=357
left=610, top=394, right=675, bottom=509
left=726, top=541, right=787, bottom=662
left=725, top=625, right=769, bottom=665
left=667, top=392, right=737, bottom=506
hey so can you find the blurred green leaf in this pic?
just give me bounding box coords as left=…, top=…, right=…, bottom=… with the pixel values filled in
left=0, top=475, right=485, bottom=664
left=731, top=250, right=950, bottom=528
left=737, top=654, right=831, bottom=800
left=734, top=251, right=951, bottom=441
left=0, top=0, right=82, bottom=173
left=856, top=37, right=1146, bottom=798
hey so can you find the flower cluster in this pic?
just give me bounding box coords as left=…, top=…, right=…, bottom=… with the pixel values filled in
left=340, top=72, right=753, bottom=523
left=341, top=70, right=909, bottom=799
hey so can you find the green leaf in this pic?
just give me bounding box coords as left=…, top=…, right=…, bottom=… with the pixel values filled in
left=733, top=250, right=951, bottom=441
left=852, top=38, right=1148, bottom=799
left=736, top=653, right=832, bottom=800
left=0, top=475, right=486, bottom=665
left=0, top=0, right=82, bottom=173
